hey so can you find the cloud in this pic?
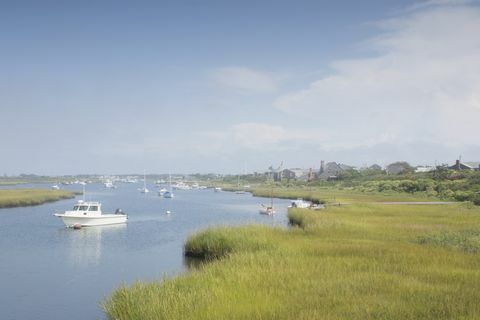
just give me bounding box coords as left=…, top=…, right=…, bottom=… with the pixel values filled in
left=274, top=3, right=480, bottom=154
left=199, top=122, right=329, bottom=153
left=211, top=67, right=277, bottom=94
left=405, top=0, right=474, bottom=12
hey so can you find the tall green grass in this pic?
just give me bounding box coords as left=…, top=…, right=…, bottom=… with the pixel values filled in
left=252, top=186, right=440, bottom=204
left=103, top=202, right=480, bottom=319
left=0, top=189, right=76, bottom=208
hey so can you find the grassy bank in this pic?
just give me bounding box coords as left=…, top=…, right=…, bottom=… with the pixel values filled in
left=0, top=189, right=77, bottom=208
left=103, top=198, right=480, bottom=319
left=251, top=186, right=441, bottom=204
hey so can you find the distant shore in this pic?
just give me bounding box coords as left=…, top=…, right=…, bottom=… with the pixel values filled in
left=0, top=189, right=78, bottom=209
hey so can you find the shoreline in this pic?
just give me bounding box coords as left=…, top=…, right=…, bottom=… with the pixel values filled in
left=103, top=187, right=480, bottom=319
left=0, top=189, right=78, bottom=209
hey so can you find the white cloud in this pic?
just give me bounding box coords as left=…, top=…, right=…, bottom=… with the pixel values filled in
left=200, top=122, right=329, bottom=152
left=406, top=0, right=474, bottom=12
left=274, top=3, right=480, bottom=153
left=211, top=67, right=277, bottom=94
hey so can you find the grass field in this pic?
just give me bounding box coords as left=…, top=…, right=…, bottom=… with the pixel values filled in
left=251, top=186, right=442, bottom=204
left=0, top=189, right=77, bottom=208
left=103, top=189, right=480, bottom=319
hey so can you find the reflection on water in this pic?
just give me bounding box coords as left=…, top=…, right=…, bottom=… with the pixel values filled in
left=183, top=255, right=209, bottom=270
left=58, top=224, right=127, bottom=267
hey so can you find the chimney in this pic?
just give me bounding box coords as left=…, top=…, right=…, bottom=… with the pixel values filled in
left=320, top=160, right=325, bottom=174
left=456, top=159, right=460, bottom=170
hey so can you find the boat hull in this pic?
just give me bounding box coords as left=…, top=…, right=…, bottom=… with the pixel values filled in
left=259, top=208, right=275, bottom=215
left=54, top=214, right=127, bottom=227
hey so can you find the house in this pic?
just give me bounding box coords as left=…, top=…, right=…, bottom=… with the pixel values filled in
left=281, top=169, right=296, bottom=180
left=386, top=161, right=412, bottom=174
left=448, top=160, right=480, bottom=171
left=318, top=162, right=355, bottom=180
left=369, top=164, right=382, bottom=171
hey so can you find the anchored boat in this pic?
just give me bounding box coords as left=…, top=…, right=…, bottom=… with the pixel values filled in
left=54, top=200, right=127, bottom=227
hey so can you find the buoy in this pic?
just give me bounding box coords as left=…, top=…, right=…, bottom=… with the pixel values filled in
left=166, top=210, right=171, bottom=215
left=73, top=224, right=82, bottom=230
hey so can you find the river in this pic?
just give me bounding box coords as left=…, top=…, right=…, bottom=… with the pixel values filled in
left=0, top=182, right=291, bottom=320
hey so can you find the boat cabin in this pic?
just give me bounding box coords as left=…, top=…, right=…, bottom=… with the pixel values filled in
left=70, top=201, right=102, bottom=216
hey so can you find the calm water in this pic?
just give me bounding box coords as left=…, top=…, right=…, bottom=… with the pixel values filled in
left=0, top=183, right=291, bottom=320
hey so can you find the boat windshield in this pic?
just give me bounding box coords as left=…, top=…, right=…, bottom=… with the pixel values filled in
left=88, top=206, right=98, bottom=211
left=73, top=205, right=80, bottom=210
left=79, top=205, right=88, bottom=211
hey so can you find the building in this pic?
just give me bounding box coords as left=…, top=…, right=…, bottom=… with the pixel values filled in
left=318, top=162, right=355, bottom=180
left=386, top=161, right=412, bottom=174
left=415, top=165, right=435, bottom=173
left=448, top=160, right=480, bottom=171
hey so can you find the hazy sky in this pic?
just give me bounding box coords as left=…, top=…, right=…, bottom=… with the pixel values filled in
left=1, top=0, right=479, bottom=175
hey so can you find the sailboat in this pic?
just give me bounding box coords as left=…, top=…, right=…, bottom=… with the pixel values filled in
left=139, top=171, right=149, bottom=193
left=259, top=187, right=275, bottom=215
left=235, top=175, right=246, bottom=194
left=163, top=173, right=174, bottom=198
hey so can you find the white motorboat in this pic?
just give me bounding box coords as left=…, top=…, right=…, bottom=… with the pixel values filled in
left=288, top=199, right=311, bottom=208
left=51, top=185, right=60, bottom=190
left=214, top=187, right=222, bottom=192
left=104, top=181, right=116, bottom=189
left=54, top=200, right=127, bottom=227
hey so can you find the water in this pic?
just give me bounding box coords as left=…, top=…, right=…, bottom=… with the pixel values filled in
left=0, top=183, right=291, bottom=320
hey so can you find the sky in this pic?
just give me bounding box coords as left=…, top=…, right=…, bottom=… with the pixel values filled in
left=1, top=0, right=480, bottom=175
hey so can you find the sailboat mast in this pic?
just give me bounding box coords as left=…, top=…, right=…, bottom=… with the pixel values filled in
left=270, top=187, right=273, bottom=207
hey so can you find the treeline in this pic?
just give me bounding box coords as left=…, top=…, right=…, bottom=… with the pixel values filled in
left=335, top=168, right=480, bottom=205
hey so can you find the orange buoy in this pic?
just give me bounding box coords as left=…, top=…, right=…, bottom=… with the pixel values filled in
left=73, top=224, right=82, bottom=230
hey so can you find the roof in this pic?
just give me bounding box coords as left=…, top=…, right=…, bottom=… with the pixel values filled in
left=464, top=162, right=480, bottom=168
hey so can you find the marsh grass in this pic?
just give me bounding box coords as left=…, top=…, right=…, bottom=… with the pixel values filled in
left=104, top=199, right=480, bottom=319
left=416, top=230, right=480, bottom=253
left=184, top=225, right=279, bottom=259
left=0, top=189, right=76, bottom=208
left=252, top=186, right=438, bottom=204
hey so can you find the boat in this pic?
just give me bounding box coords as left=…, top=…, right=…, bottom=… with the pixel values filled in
left=288, top=199, right=311, bottom=208
left=259, top=187, right=275, bottom=215
left=53, top=200, right=127, bottom=227
left=51, top=184, right=60, bottom=190
left=172, top=182, right=190, bottom=190
left=104, top=181, right=116, bottom=189
left=139, top=171, right=149, bottom=193
left=214, top=187, right=222, bottom=192
left=259, top=204, right=275, bottom=215
left=158, top=188, right=168, bottom=196
left=163, top=174, right=174, bottom=198
left=235, top=175, right=246, bottom=194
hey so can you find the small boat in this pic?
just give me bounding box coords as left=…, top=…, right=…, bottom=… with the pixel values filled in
left=104, top=181, right=116, bottom=189
left=214, top=187, right=222, bottom=192
left=235, top=175, right=245, bottom=194
left=259, top=187, right=275, bottom=215
left=158, top=188, right=168, bottom=196
left=53, top=200, right=127, bottom=227
left=163, top=174, right=174, bottom=198
left=288, top=199, right=311, bottom=208
left=51, top=185, right=60, bottom=190
left=259, top=204, right=275, bottom=215
left=163, top=191, right=174, bottom=198
left=139, top=171, right=149, bottom=193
